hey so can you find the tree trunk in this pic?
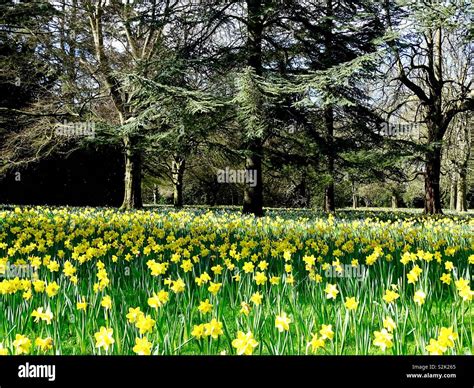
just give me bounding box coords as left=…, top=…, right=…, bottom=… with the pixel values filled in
left=153, top=184, right=158, bottom=205
left=296, top=172, right=310, bottom=208
left=351, top=181, right=358, bottom=209
left=391, top=195, right=399, bottom=209
left=172, top=156, right=185, bottom=208
left=390, top=186, right=401, bottom=209
left=243, top=139, right=264, bottom=216
left=324, top=183, right=335, bottom=212
left=324, top=106, right=335, bottom=213
left=121, top=135, right=142, bottom=210
left=449, top=174, right=457, bottom=210
left=89, top=9, right=143, bottom=210
left=322, top=0, right=336, bottom=213
left=456, top=168, right=467, bottom=212
left=424, top=145, right=443, bottom=214
left=242, top=0, right=264, bottom=217
left=423, top=30, right=444, bottom=215
left=456, top=115, right=470, bottom=212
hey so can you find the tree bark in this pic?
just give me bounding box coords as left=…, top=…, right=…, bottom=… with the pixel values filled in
left=424, top=144, right=443, bottom=214
left=242, top=0, right=264, bottom=217
left=121, top=135, right=142, bottom=210
left=172, top=156, right=185, bottom=208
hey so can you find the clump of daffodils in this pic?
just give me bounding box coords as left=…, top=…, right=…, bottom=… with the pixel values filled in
left=192, top=319, right=224, bottom=340
left=232, top=331, right=259, bottom=355
left=426, top=327, right=458, bottom=355
left=307, top=324, right=334, bottom=353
